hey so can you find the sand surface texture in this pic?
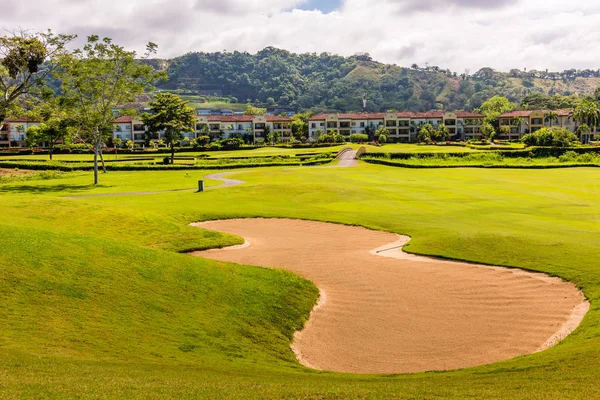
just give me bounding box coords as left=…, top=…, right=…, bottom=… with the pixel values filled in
left=191, top=219, right=588, bottom=374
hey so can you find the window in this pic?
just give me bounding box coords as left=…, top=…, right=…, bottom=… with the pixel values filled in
left=360, top=122, right=365, bottom=128
left=311, top=123, right=316, bottom=128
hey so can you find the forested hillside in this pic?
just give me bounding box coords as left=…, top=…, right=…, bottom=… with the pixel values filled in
left=152, top=47, right=600, bottom=112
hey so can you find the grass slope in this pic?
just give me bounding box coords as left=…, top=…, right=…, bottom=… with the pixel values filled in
left=1, top=163, right=600, bottom=398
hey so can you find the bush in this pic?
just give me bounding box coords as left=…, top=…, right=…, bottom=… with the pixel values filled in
left=558, top=151, right=578, bottom=163
left=522, top=127, right=579, bottom=147
left=163, top=156, right=171, bottom=165
left=349, top=133, right=368, bottom=143
left=219, top=137, right=244, bottom=150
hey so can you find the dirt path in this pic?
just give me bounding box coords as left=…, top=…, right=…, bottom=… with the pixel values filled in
left=190, top=218, right=589, bottom=374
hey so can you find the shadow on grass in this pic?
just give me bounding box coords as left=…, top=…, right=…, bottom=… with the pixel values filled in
left=0, top=183, right=109, bottom=195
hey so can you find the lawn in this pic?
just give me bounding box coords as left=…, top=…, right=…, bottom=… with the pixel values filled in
left=0, top=163, right=599, bottom=398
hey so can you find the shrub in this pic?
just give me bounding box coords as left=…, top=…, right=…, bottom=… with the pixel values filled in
left=163, top=156, right=171, bottom=165
left=219, top=137, right=244, bottom=150
left=558, top=151, right=578, bottom=163
left=349, top=133, right=368, bottom=143
left=522, top=127, right=580, bottom=147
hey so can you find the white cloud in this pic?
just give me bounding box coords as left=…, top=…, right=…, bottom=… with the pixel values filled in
left=1, top=0, right=599, bottom=72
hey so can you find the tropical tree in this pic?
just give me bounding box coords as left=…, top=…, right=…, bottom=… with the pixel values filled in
left=477, top=96, right=515, bottom=126
left=576, top=124, right=592, bottom=143
left=313, top=128, right=322, bottom=141
left=24, top=88, right=72, bottom=160
left=142, top=92, right=196, bottom=164
left=544, top=111, right=558, bottom=127
left=573, top=99, right=599, bottom=131
left=243, top=104, right=266, bottom=116
left=291, top=112, right=312, bottom=142
left=417, top=123, right=436, bottom=143
left=437, top=123, right=451, bottom=140
left=56, top=35, right=162, bottom=184
left=499, top=125, right=511, bottom=138
left=512, top=116, right=526, bottom=133
left=374, top=126, right=389, bottom=143
left=0, top=30, right=74, bottom=122
left=480, top=122, right=496, bottom=142
left=263, top=124, right=271, bottom=145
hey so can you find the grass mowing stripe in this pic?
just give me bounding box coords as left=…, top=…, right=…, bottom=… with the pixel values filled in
left=1, top=164, right=600, bottom=398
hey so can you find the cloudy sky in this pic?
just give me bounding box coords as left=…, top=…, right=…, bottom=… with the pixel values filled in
left=2, top=0, right=599, bottom=72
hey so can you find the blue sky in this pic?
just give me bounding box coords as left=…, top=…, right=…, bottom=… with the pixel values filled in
left=298, top=0, right=343, bottom=13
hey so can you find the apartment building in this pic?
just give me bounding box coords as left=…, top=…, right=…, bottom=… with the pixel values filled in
left=195, top=115, right=292, bottom=143
left=308, top=112, right=485, bottom=142
left=498, top=110, right=577, bottom=139
left=3, top=108, right=595, bottom=148
left=113, top=116, right=147, bottom=146
left=0, top=118, right=40, bottom=147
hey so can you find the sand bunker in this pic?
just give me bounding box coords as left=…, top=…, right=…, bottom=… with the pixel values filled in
left=190, top=219, right=588, bottom=374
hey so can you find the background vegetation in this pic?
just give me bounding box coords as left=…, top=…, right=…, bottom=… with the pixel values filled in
left=152, top=48, right=600, bottom=112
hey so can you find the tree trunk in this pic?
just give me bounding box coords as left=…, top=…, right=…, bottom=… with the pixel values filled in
left=170, top=142, right=175, bottom=164
left=99, top=148, right=107, bottom=173
left=49, top=145, right=53, bottom=161
left=93, top=141, right=99, bottom=185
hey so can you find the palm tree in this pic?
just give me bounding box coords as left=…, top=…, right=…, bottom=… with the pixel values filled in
left=512, top=117, right=526, bottom=134
left=573, top=99, right=599, bottom=130
left=573, top=100, right=600, bottom=143
left=576, top=124, right=592, bottom=143
left=544, top=111, right=558, bottom=127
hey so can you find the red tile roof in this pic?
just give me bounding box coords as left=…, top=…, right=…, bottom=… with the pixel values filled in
left=410, top=112, right=445, bottom=118
left=207, top=115, right=254, bottom=122
left=455, top=112, right=485, bottom=118
left=500, top=109, right=574, bottom=118
left=204, top=115, right=291, bottom=122
left=265, top=115, right=292, bottom=122
left=308, top=111, right=483, bottom=121
left=309, top=113, right=386, bottom=121
left=114, top=116, right=134, bottom=123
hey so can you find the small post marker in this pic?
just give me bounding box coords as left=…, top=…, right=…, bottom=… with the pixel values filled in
left=197, top=180, right=204, bottom=192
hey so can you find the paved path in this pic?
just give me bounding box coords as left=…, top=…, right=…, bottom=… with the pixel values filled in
left=333, top=149, right=358, bottom=168
left=65, top=149, right=358, bottom=199
left=65, top=171, right=246, bottom=198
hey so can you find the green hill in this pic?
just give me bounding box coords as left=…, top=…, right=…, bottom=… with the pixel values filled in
left=153, top=48, right=600, bottom=112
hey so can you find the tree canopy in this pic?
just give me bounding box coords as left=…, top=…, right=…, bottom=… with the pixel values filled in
left=142, top=92, right=196, bottom=164
left=56, top=35, right=163, bottom=184
left=0, top=30, right=74, bottom=121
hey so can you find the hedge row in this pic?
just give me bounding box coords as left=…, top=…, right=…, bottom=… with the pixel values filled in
left=0, top=143, right=346, bottom=157
left=0, top=158, right=333, bottom=172
left=362, top=146, right=600, bottom=160
left=361, top=158, right=600, bottom=169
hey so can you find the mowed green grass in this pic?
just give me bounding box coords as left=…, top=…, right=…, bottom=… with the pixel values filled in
left=1, top=163, right=600, bottom=398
